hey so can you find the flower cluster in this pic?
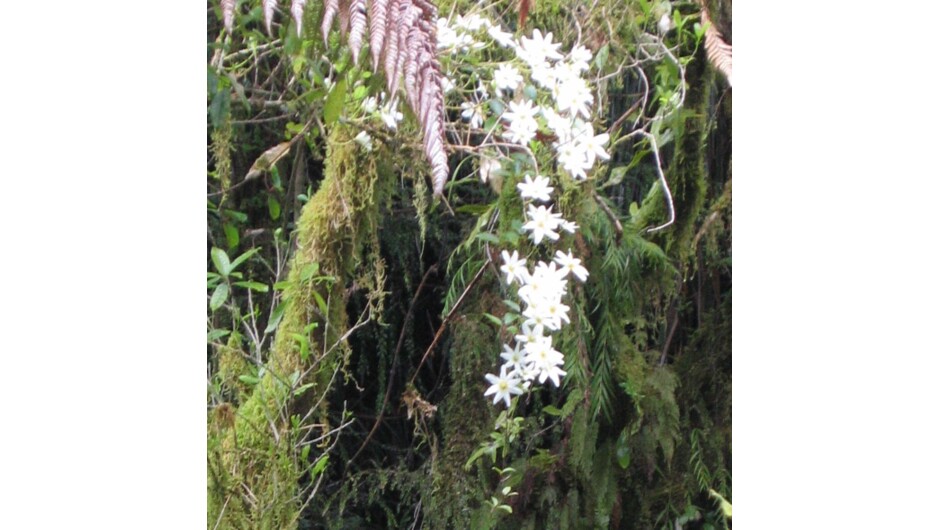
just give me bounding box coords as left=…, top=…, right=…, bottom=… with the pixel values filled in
left=435, top=15, right=610, bottom=184
left=432, top=14, right=607, bottom=408
left=484, top=240, right=589, bottom=407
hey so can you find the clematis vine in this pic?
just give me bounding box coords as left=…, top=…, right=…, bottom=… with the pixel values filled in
left=432, top=13, right=609, bottom=409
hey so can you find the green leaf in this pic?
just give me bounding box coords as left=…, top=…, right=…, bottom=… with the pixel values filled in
left=208, top=86, right=230, bottom=129
left=292, top=56, right=306, bottom=75
left=227, top=73, right=250, bottom=112
left=271, top=165, right=283, bottom=191
left=709, top=489, right=732, bottom=518
left=604, top=148, right=649, bottom=188
left=604, top=167, right=628, bottom=188
left=265, top=302, right=287, bottom=333
left=312, top=291, right=329, bottom=316
left=311, top=455, right=329, bottom=478
left=594, top=44, right=610, bottom=71
left=294, top=382, right=316, bottom=397
left=465, top=445, right=491, bottom=471
left=483, top=313, right=503, bottom=328
left=500, top=230, right=520, bottom=245
left=211, top=247, right=232, bottom=277
left=292, top=333, right=311, bottom=362
left=207, top=67, right=218, bottom=96
left=224, top=209, right=248, bottom=223
left=207, top=329, right=231, bottom=342
left=455, top=203, right=495, bottom=215
left=233, top=281, right=269, bottom=292
left=238, top=374, right=260, bottom=385
left=230, top=247, right=260, bottom=272
left=300, top=262, right=321, bottom=282
left=223, top=223, right=239, bottom=249
left=542, top=405, right=563, bottom=416
left=267, top=195, right=281, bottom=220
left=210, top=283, right=229, bottom=311
left=475, top=232, right=499, bottom=244
left=503, top=299, right=521, bottom=313
left=324, top=76, right=347, bottom=125
left=615, top=428, right=631, bottom=469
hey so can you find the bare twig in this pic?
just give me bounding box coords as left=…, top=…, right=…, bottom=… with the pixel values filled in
left=592, top=192, right=623, bottom=237
left=642, top=131, right=675, bottom=232
left=347, top=265, right=439, bottom=467
left=409, top=256, right=491, bottom=387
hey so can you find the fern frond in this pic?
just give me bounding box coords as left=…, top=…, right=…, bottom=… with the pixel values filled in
left=319, top=0, right=449, bottom=195
left=368, top=0, right=389, bottom=70
left=338, top=0, right=352, bottom=36
left=348, top=0, right=368, bottom=64
left=263, top=0, right=278, bottom=35
left=291, top=0, right=307, bottom=36
left=221, top=0, right=235, bottom=34
left=322, top=0, right=340, bottom=43
left=701, top=6, right=732, bottom=86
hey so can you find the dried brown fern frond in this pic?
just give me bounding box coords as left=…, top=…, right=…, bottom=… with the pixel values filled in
left=236, top=0, right=451, bottom=195
left=368, top=0, right=390, bottom=70
left=263, top=0, right=278, bottom=34
left=701, top=6, right=732, bottom=86
left=348, top=0, right=368, bottom=64
left=383, top=0, right=448, bottom=194
left=322, top=0, right=340, bottom=43
left=221, top=0, right=235, bottom=34
left=338, top=0, right=352, bottom=36
left=291, top=0, right=307, bottom=36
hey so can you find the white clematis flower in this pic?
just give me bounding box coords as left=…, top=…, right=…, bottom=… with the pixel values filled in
left=484, top=365, right=524, bottom=407
left=519, top=29, right=563, bottom=64
left=516, top=174, right=554, bottom=202
left=493, top=63, right=523, bottom=96
left=500, top=342, right=526, bottom=375
left=522, top=204, right=563, bottom=244
left=500, top=249, right=529, bottom=286
left=553, top=249, right=589, bottom=282
left=460, top=101, right=484, bottom=128
left=502, top=100, right=539, bottom=145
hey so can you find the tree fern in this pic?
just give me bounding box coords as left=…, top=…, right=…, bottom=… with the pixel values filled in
left=267, top=0, right=450, bottom=196
left=701, top=4, right=732, bottom=86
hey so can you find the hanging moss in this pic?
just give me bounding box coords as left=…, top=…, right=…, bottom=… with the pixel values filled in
left=425, top=292, right=500, bottom=529
left=208, top=125, right=384, bottom=529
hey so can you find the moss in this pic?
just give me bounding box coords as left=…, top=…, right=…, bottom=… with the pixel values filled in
left=217, top=331, right=250, bottom=401
left=211, top=121, right=233, bottom=192
left=425, top=296, right=499, bottom=529
left=635, top=44, right=713, bottom=263
left=209, top=125, right=384, bottom=529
